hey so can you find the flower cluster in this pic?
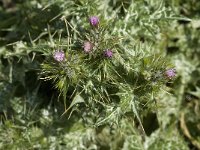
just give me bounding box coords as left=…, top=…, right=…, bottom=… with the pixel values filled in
left=52, top=17, right=114, bottom=63
left=52, top=16, right=176, bottom=84
left=82, top=16, right=114, bottom=58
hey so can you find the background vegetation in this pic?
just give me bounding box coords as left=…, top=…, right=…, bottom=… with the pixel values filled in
left=0, top=0, right=199, bottom=149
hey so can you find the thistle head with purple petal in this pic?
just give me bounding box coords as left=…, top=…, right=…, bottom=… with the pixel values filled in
left=104, top=49, right=113, bottom=58
left=89, top=16, right=99, bottom=27
left=165, top=68, right=176, bottom=79
left=53, top=50, right=65, bottom=62
left=83, top=41, right=93, bottom=53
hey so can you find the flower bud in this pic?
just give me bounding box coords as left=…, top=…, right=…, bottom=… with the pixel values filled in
left=104, top=49, right=113, bottom=58
left=89, top=16, right=99, bottom=27
left=53, top=50, right=65, bottom=62
left=165, top=68, right=176, bottom=79
left=83, top=41, right=93, bottom=53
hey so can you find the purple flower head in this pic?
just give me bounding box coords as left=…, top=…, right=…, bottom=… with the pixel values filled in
left=104, top=49, right=113, bottom=58
left=89, top=16, right=99, bottom=27
left=83, top=41, right=93, bottom=53
left=53, top=50, right=65, bottom=62
left=165, top=68, right=176, bottom=79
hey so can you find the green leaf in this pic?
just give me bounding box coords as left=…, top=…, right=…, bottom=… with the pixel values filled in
left=62, top=94, right=85, bottom=116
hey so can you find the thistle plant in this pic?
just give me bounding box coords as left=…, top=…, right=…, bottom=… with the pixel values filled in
left=1, top=0, right=194, bottom=149
left=41, top=15, right=173, bottom=130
